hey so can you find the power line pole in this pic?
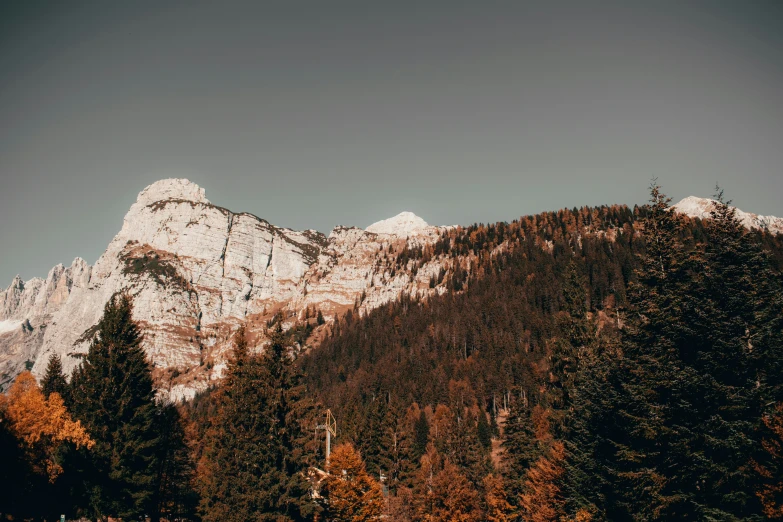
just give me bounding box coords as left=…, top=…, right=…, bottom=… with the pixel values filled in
left=315, top=409, right=337, bottom=470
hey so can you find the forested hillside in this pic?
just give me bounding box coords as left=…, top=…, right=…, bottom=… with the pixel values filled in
left=301, top=185, right=783, bottom=520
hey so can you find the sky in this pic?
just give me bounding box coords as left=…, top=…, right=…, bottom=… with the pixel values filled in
left=1, top=1, right=782, bottom=284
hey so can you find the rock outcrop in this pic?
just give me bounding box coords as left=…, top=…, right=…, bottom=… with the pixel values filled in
left=0, top=179, right=450, bottom=400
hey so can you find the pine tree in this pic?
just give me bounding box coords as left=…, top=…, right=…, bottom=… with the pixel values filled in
left=563, top=184, right=690, bottom=519
left=477, top=410, right=492, bottom=450
left=198, top=324, right=319, bottom=521
left=70, top=293, right=164, bottom=521
left=564, top=183, right=783, bottom=519
left=413, top=409, right=430, bottom=460
left=501, top=400, right=539, bottom=498
left=41, top=353, right=70, bottom=404
left=754, top=403, right=783, bottom=519
left=153, top=403, right=197, bottom=520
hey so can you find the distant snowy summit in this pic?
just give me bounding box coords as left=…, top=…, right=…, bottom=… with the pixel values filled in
left=673, top=196, right=783, bottom=235
left=366, top=211, right=431, bottom=236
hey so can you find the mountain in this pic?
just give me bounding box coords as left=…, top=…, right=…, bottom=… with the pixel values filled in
left=0, top=179, right=449, bottom=400
left=1, top=184, right=780, bottom=400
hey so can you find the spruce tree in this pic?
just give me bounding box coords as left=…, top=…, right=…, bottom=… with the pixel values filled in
left=413, top=410, right=429, bottom=460
left=564, top=183, right=783, bottom=520
left=70, top=293, right=163, bottom=521
left=501, top=399, right=540, bottom=499
left=198, top=324, right=319, bottom=521
left=41, top=353, right=70, bottom=404
left=563, top=183, right=690, bottom=519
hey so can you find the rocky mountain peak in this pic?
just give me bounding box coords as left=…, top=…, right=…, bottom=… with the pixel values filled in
left=673, top=196, right=783, bottom=235
left=366, top=211, right=430, bottom=236
left=135, top=178, right=209, bottom=207
left=10, top=275, right=24, bottom=290
left=672, top=196, right=716, bottom=218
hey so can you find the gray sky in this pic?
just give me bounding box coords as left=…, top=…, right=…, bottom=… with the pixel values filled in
left=1, top=1, right=782, bottom=284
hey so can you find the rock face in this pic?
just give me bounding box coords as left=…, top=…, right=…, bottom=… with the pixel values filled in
left=673, top=196, right=783, bottom=235
left=0, top=179, right=451, bottom=400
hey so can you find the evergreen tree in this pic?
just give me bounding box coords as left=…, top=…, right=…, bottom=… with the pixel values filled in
left=413, top=410, right=430, bottom=460
left=501, top=400, right=539, bottom=498
left=477, top=410, right=492, bottom=450
left=755, top=403, right=783, bottom=519
left=198, top=324, right=319, bottom=521
left=564, top=183, right=783, bottom=520
left=41, top=353, right=70, bottom=404
left=70, top=293, right=163, bottom=521
left=153, top=403, right=197, bottom=520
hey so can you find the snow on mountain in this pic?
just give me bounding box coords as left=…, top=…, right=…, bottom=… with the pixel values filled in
left=673, top=196, right=783, bottom=235
left=0, top=320, right=22, bottom=336
left=0, top=179, right=451, bottom=400
left=366, top=211, right=431, bottom=236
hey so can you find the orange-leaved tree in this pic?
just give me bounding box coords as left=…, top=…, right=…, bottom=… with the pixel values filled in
left=519, top=440, right=566, bottom=522
left=483, top=473, right=516, bottom=522
left=322, top=442, right=385, bottom=521
left=0, top=371, right=93, bottom=482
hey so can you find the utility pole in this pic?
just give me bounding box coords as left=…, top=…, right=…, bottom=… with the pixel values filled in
left=315, top=409, right=337, bottom=470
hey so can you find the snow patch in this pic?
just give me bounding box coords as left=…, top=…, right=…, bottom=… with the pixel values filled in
left=366, top=211, right=430, bottom=236
left=0, top=320, right=22, bottom=336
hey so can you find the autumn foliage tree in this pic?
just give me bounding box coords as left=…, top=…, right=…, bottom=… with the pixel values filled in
left=321, top=442, right=385, bottom=521
left=0, top=371, right=94, bottom=520
left=0, top=371, right=93, bottom=482
left=483, top=473, right=516, bottom=522
left=519, top=440, right=566, bottom=522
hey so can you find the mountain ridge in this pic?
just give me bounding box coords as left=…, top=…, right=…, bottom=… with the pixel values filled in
left=1, top=181, right=780, bottom=400
left=0, top=179, right=450, bottom=400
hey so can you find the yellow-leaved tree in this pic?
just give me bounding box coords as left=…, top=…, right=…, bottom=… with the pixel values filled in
left=0, top=371, right=93, bottom=481
left=322, top=442, right=385, bottom=521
